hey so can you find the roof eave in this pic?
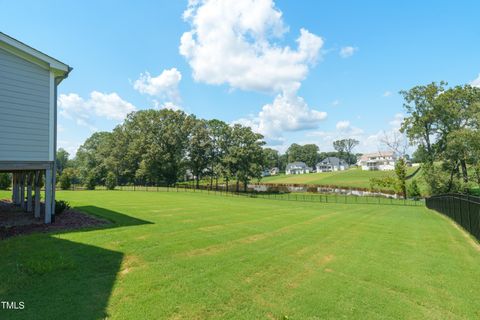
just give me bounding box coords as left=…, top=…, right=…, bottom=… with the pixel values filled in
left=0, top=32, right=71, bottom=76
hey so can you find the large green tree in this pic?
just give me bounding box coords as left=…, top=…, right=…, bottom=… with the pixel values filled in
left=332, top=139, right=359, bottom=164
left=400, top=82, right=480, bottom=193
left=188, top=119, right=213, bottom=188
left=399, top=81, right=447, bottom=163
left=263, top=148, right=279, bottom=169
left=207, top=119, right=231, bottom=188
left=225, top=124, right=265, bottom=192
left=75, top=131, right=114, bottom=186
left=56, top=148, right=70, bottom=175
left=286, top=143, right=319, bottom=168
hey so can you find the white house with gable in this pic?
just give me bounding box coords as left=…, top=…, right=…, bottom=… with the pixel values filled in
left=357, top=151, right=397, bottom=171
left=285, top=162, right=311, bottom=175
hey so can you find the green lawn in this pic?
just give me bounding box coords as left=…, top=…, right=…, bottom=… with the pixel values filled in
left=261, top=167, right=420, bottom=190
left=1, top=190, right=479, bottom=319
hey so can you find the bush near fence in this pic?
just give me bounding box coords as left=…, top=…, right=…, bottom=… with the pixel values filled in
left=426, top=193, right=480, bottom=241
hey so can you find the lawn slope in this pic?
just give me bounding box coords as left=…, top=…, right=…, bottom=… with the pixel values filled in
left=0, top=190, right=479, bottom=319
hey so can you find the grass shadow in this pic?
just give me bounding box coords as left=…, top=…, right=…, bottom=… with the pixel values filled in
left=73, top=205, right=153, bottom=228
left=0, top=205, right=152, bottom=319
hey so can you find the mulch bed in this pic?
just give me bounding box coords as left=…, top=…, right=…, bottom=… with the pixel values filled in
left=0, top=200, right=109, bottom=239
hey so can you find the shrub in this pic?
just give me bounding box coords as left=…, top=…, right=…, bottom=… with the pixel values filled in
left=407, top=180, right=421, bottom=199
left=59, top=172, right=72, bottom=190
left=0, top=173, right=10, bottom=190
left=55, top=200, right=71, bottom=215
left=85, top=174, right=96, bottom=190
left=58, top=168, right=78, bottom=190
left=105, top=172, right=117, bottom=190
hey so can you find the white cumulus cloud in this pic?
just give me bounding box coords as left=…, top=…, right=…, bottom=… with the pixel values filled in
left=339, top=46, right=358, bottom=58
left=180, top=0, right=323, bottom=93
left=133, top=68, right=182, bottom=103
left=58, top=91, right=136, bottom=130
left=470, top=74, right=480, bottom=87
left=237, top=90, right=327, bottom=144
left=336, top=120, right=350, bottom=130
left=180, top=0, right=326, bottom=142
left=389, top=113, right=404, bottom=130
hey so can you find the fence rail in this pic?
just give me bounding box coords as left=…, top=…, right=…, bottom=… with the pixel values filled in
left=426, top=193, right=480, bottom=241
left=64, top=183, right=423, bottom=207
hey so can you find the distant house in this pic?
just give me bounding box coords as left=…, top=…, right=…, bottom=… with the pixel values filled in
left=261, top=169, right=271, bottom=177
left=316, top=157, right=348, bottom=172
left=269, top=167, right=279, bottom=175
left=357, top=151, right=397, bottom=171
left=286, top=162, right=311, bottom=175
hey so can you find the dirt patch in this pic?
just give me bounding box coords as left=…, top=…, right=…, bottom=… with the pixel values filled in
left=287, top=254, right=335, bottom=289
left=198, top=225, right=224, bottom=232
left=0, top=200, right=108, bottom=239
left=119, top=254, right=144, bottom=277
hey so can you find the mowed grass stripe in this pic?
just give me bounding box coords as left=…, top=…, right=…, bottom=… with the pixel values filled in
left=1, top=191, right=480, bottom=319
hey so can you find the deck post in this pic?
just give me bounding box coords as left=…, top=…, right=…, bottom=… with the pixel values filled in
left=45, top=168, right=52, bottom=223
left=34, top=170, right=41, bottom=218
left=51, top=164, right=56, bottom=222
left=11, top=173, right=17, bottom=203
left=26, top=172, right=33, bottom=212
left=13, top=172, right=20, bottom=205
left=14, top=173, right=18, bottom=204
left=20, top=172, right=26, bottom=210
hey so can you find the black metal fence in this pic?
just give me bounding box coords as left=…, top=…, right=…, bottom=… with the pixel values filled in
left=426, top=193, right=480, bottom=240
left=65, top=183, right=423, bottom=207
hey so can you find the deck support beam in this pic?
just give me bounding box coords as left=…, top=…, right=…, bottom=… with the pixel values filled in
left=45, top=167, right=53, bottom=224
left=26, top=172, right=33, bottom=212
left=19, top=172, right=25, bottom=210
left=34, top=170, right=41, bottom=218
left=11, top=173, right=17, bottom=204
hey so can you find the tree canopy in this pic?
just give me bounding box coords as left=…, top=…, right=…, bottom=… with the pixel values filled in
left=400, top=82, right=480, bottom=194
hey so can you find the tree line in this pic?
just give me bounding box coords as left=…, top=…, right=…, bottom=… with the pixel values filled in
left=59, top=109, right=266, bottom=192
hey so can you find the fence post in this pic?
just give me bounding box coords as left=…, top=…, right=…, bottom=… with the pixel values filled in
left=467, top=194, right=472, bottom=233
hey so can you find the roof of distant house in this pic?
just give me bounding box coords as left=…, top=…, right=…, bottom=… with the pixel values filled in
left=286, top=162, right=307, bottom=169
left=316, top=157, right=347, bottom=167
left=357, top=151, right=395, bottom=162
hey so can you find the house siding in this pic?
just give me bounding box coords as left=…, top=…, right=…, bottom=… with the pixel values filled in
left=0, top=47, right=50, bottom=161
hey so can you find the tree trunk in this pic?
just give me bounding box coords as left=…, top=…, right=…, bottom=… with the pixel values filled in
left=243, top=180, right=248, bottom=193
left=226, top=178, right=229, bottom=192
left=460, top=159, right=468, bottom=183
left=447, top=161, right=459, bottom=192
left=236, top=180, right=239, bottom=192
left=424, top=126, right=433, bottom=163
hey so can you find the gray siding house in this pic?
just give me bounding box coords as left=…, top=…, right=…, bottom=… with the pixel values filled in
left=0, top=32, right=71, bottom=223
left=316, top=157, right=348, bottom=172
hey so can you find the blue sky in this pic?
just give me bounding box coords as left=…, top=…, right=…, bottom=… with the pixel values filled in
left=1, top=0, right=479, bottom=156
